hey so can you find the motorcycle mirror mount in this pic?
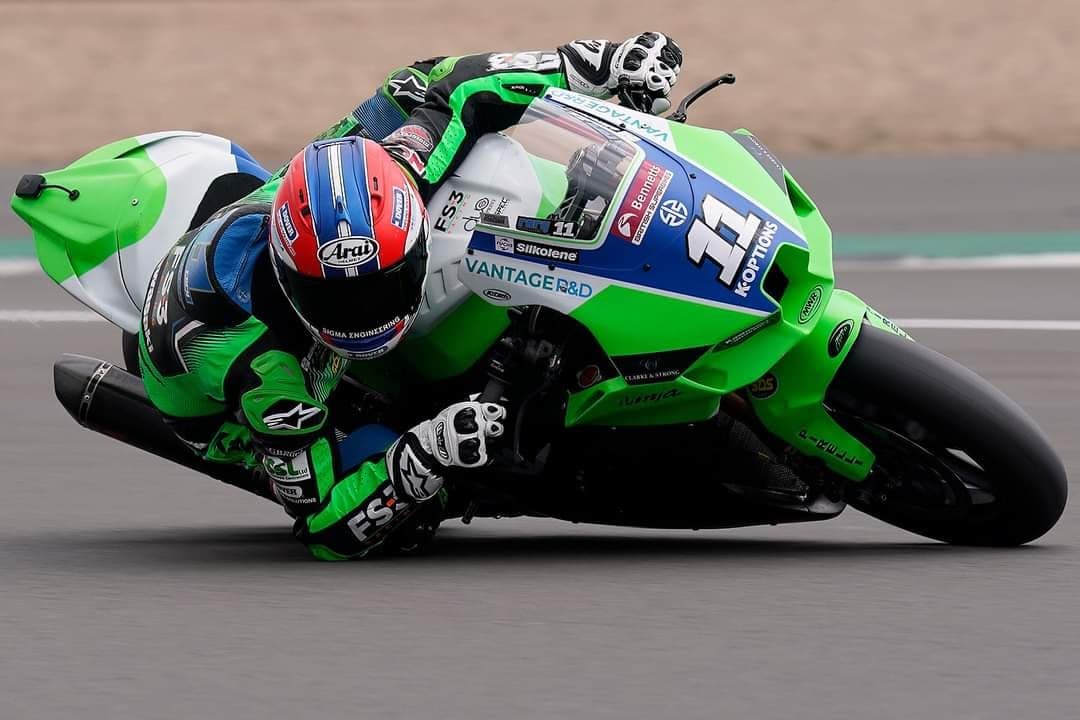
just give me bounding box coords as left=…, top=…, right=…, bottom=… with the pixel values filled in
left=667, top=73, right=736, bottom=124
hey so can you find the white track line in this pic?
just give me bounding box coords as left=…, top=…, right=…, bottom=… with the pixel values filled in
left=0, top=260, right=40, bottom=277
left=1, top=310, right=1079, bottom=333
left=0, top=310, right=107, bottom=323
left=837, top=252, right=1080, bottom=271
left=3, top=251, right=1080, bottom=279
left=893, top=318, right=1080, bottom=331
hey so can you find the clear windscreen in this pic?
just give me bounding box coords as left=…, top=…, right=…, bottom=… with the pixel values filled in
left=500, top=99, right=640, bottom=241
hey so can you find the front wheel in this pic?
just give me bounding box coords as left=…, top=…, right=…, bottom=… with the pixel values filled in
left=826, top=325, right=1067, bottom=545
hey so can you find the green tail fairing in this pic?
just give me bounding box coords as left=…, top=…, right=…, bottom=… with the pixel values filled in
left=11, top=136, right=166, bottom=284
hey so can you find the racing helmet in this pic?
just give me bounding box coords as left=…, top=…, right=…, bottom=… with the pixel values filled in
left=269, top=137, right=428, bottom=359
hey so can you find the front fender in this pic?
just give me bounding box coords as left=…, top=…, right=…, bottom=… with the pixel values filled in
left=748, top=289, right=883, bottom=480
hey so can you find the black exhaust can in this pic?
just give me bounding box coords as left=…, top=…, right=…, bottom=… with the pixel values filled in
left=53, top=354, right=275, bottom=501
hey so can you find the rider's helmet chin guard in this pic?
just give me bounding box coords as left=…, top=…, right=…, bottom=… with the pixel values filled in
left=268, top=137, right=429, bottom=360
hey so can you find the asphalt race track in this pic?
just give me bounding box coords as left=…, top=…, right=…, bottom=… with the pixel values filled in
left=2, top=157, right=1080, bottom=719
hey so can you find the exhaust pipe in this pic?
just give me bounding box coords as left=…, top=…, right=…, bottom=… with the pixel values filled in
left=54, top=354, right=275, bottom=501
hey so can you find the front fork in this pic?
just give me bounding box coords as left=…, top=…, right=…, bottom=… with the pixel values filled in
left=747, top=290, right=909, bottom=481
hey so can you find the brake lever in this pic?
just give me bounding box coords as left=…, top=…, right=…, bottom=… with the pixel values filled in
left=667, top=73, right=736, bottom=124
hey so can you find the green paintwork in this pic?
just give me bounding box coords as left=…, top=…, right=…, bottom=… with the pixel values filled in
left=10, top=136, right=166, bottom=283
left=398, top=294, right=509, bottom=379
left=350, top=294, right=510, bottom=388
left=670, top=124, right=804, bottom=233
left=748, top=290, right=875, bottom=479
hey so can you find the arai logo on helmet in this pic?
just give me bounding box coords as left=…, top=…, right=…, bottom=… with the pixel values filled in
left=317, top=238, right=379, bottom=268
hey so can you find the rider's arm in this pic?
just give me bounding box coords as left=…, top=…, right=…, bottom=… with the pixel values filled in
left=306, top=58, right=446, bottom=144
left=237, top=349, right=504, bottom=560
left=380, top=33, right=683, bottom=193
left=235, top=348, right=429, bottom=558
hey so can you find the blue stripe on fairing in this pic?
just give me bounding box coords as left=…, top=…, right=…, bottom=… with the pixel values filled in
left=229, top=142, right=271, bottom=181
left=336, top=424, right=399, bottom=473
left=466, top=138, right=808, bottom=315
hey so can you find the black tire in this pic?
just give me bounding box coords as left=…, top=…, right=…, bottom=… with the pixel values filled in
left=826, top=325, right=1067, bottom=546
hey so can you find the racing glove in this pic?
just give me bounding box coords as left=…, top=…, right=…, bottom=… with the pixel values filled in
left=385, top=401, right=507, bottom=501
left=560, top=32, right=683, bottom=114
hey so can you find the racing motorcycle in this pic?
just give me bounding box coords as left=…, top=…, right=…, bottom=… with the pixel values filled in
left=11, top=75, right=1068, bottom=545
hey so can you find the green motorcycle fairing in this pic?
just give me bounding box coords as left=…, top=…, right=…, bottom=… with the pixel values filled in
left=10, top=131, right=270, bottom=332
left=445, top=90, right=908, bottom=480
left=12, top=92, right=911, bottom=482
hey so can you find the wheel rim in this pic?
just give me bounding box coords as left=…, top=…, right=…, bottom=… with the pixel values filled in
left=829, top=403, right=1007, bottom=537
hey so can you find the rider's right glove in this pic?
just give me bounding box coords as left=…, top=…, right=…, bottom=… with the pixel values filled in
left=386, top=401, right=507, bottom=501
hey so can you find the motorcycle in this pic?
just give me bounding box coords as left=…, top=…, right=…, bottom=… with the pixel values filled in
left=11, top=75, right=1067, bottom=545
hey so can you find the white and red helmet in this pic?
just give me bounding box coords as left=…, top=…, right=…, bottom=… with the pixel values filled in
left=269, top=137, right=428, bottom=359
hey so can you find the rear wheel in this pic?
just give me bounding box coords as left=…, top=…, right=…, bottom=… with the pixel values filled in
left=826, top=325, right=1067, bottom=545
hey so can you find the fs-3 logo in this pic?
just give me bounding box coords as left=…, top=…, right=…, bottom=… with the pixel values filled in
left=487, top=52, right=560, bottom=72
left=687, top=194, right=778, bottom=298
left=347, top=483, right=409, bottom=541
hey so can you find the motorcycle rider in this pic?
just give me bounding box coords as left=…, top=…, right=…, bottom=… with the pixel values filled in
left=138, top=33, right=684, bottom=559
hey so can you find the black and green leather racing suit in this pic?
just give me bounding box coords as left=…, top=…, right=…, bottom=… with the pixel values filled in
left=139, top=42, right=624, bottom=560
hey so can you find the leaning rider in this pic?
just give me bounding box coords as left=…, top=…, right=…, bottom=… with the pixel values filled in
left=138, top=34, right=684, bottom=559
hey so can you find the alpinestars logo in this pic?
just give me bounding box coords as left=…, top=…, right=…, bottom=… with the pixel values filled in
left=397, top=442, right=441, bottom=500
left=263, top=403, right=323, bottom=431
left=388, top=73, right=427, bottom=104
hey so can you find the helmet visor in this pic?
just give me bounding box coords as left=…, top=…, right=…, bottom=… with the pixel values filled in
left=273, top=234, right=428, bottom=344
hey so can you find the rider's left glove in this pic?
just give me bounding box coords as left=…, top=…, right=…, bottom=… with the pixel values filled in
left=386, top=401, right=507, bottom=501
left=608, top=32, right=683, bottom=115
left=560, top=32, right=683, bottom=115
